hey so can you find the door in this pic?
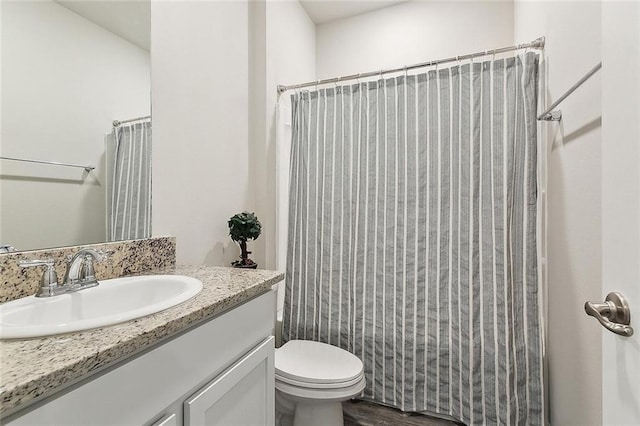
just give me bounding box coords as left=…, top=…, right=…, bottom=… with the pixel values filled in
left=601, top=1, right=640, bottom=424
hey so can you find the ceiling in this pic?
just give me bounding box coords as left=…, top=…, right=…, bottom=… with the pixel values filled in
left=55, top=1, right=150, bottom=51
left=54, top=0, right=407, bottom=51
left=299, top=0, right=408, bottom=24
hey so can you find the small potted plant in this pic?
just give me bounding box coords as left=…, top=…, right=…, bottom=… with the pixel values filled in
left=228, top=211, right=262, bottom=269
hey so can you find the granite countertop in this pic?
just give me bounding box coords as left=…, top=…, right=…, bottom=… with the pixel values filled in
left=0, top=265, right=284, bottom=417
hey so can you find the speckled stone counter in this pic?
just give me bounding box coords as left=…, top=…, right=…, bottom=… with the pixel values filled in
left=0, top=265, right=284, bottom=417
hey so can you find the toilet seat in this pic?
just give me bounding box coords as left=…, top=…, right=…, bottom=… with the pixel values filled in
left=275, top=373, right=366, bottom=402
left=275, top=372, right=364, bottom=389
left=275, top=340, right=363, bottom=386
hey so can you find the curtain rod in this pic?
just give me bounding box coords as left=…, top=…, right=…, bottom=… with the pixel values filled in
left=112, top=115, right=151, bottom=127
left=277, top=37, right=545, bottom=95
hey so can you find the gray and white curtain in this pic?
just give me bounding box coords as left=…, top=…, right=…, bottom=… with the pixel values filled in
left=283, top=52, right=542, bottom=425
left=106, top=120, right=152, bottom=241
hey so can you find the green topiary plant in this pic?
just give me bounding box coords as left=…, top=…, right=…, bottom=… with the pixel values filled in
left=228, top=211, right=262, bottom=268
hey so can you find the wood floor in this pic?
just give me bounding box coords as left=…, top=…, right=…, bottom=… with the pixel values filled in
left=343, top=400, right=464, bottom=426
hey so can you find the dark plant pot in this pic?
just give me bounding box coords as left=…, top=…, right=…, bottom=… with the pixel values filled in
left=233, top=263, right=258, bottom=269
left=231, top=259, right=258, bottom=269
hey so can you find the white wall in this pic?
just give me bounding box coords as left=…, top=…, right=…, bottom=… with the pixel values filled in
left=0, top=0, right=150, bottom=251
left=149, top=0, right=312, bottom=318
left=514, top=2, right=603, bottom=425
left=151, top=0, right=252, bottom=266
left=316, top=0, right=514, bottom=79
left=151, top=0, right=314, bottom=268
left=259, top=0, right=316, bottom=271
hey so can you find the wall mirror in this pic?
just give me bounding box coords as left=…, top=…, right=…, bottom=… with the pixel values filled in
left=0, top=0, right=151, bottom=252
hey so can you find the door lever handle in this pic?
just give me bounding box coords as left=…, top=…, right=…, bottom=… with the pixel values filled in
left=585, top=292, right=633, bottom=337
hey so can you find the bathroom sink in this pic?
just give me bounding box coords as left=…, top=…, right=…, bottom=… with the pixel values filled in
left=0, top=275, right=202, bottom=339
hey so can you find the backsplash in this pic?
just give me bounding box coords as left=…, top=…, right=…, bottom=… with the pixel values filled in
left=0, top=237, right=176, bottom=303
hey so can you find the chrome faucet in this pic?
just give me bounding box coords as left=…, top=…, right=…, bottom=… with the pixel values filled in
left=19, top=248, right=108, bottom=297
left=63, top=248, right=106, bottom=289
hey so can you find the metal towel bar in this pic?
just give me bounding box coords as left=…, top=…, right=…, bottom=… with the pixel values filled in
left=0, top=156, right=95, bottom=172
left=538, top=62, right=602, bottom=121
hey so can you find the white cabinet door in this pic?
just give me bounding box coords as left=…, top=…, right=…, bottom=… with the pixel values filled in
left=184, top=337, right=275, bottom=426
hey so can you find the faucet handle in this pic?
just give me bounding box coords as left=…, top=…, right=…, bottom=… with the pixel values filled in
left=18, top=259, right=59, bottom=297
left=94, top=249, right=115, bottom=261
left=80, top=249, right=114, bottom=282
left=84, top=249, right=110, bottom=261
left=19, top=258, right=54, bottom=268
left=80, top=254, right=97, bottom=282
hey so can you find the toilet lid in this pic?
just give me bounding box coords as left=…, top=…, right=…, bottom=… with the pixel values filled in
left=275, top=340, right=364, bottom=385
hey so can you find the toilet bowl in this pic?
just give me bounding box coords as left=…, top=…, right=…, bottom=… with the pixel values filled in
left=274, top=340, right=366, bottom=426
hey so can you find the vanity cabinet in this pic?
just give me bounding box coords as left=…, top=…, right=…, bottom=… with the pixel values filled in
left=5, top=291, right=276, bottom=426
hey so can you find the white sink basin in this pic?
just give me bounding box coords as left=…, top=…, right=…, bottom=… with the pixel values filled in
left=0, top=275, right=202, bottom=339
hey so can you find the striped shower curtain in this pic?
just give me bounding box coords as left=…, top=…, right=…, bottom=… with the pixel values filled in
left=106, top=120, right=152, bottom=241
left=283, top=52, right=543, bottom=425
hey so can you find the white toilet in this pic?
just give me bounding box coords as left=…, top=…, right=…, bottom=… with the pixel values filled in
left=274, top=339, right=366, bottom=426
